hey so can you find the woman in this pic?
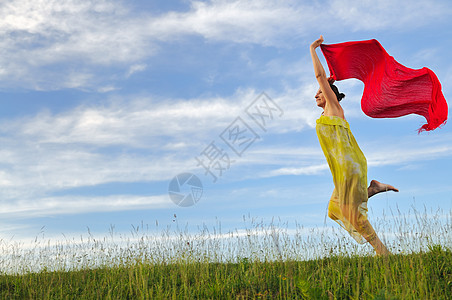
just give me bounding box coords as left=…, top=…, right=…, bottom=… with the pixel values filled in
left=310, top=36, right=398, bottom=255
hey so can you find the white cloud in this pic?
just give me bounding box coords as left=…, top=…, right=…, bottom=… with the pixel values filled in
left=1, top=86, right=450, bottom=205
left=0, top=85, right=318, bottom=220
left=265, top=164, right=329, bottom=176
left=257, top=132, right=452, bottom=178
left=0, top=194, right=171, bottom=219
left=0, top=0, right=152, bottom=89
left=153, top=0, right=450, bottom=44
left=126, top=64, right=147, bottom=78
left=149, top=0, right=315, bottom=45
left=7, top=93, right=252, bottom=147
left=367, top=143, right=452, bottom=167
left=0, top=171, right=13, bottom=186
left=0, top=0, right=450, bottom=90
left=97, top=85, right=119, bottom=93
left=0, top=89, right=290, bottom=200
left=329, top=0, right=450, bottom=31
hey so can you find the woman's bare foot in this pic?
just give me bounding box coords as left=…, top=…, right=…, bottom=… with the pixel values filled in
left=368, top=180, right=399, bottom=198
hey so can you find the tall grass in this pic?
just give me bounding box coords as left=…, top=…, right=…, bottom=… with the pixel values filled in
left=0, top=207, right=451, bottom=299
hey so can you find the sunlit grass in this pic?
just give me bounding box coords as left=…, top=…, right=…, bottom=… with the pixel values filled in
left=0, top=207, right=451, bottom=299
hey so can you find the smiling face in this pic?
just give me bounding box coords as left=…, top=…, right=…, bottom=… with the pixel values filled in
left=315, top=88, right=326, bottom=108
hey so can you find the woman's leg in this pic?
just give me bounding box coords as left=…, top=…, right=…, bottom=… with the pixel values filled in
left=362, top=180, right=398, bottom=254
left=341, top=203, right=390, bottom=255
left=368, top=180, right=398, bottom=198
left=358, top=218, right=390, bottom=256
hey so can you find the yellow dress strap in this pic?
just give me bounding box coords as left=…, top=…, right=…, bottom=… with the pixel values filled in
left=316, top=115, right=349, bottom=129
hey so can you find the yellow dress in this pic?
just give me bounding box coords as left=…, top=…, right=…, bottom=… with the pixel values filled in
left=316, top=115, right=371, bottom=244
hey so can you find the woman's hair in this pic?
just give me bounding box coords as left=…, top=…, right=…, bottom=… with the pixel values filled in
left=330, top=83, right=345, bottom=101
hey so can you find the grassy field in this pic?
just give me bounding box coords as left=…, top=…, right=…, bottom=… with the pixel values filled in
left=0, top=245, right=450, bottom=299
left=0, top=209, right=451, bottom=299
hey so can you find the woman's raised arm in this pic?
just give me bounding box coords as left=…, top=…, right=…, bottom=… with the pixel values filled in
left=310, top=36, right=341, bottom=113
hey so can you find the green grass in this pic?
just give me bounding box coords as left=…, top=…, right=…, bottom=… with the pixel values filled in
left=0, top=208, right=451, bottom=299
left=0, top=246, right=450, bottom=299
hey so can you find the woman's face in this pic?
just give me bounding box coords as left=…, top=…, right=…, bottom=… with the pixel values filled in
left=315, top=88, right=326, bottom=108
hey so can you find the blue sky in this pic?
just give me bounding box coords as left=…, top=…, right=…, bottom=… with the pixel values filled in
left=0, top=0, right=451, bottom=248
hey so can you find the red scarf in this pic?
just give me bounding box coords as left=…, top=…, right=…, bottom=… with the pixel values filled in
left=320, top=39, right=448, bottom=132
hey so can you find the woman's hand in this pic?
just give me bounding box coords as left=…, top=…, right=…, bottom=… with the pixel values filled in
left=310, top=35, right=324, bottom=50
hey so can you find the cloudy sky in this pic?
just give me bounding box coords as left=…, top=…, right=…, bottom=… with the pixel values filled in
left=0, top=0, right=451, bottom=246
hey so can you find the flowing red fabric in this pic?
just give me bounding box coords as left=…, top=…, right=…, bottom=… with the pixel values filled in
left=320, top=39, right=448, bottom=132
